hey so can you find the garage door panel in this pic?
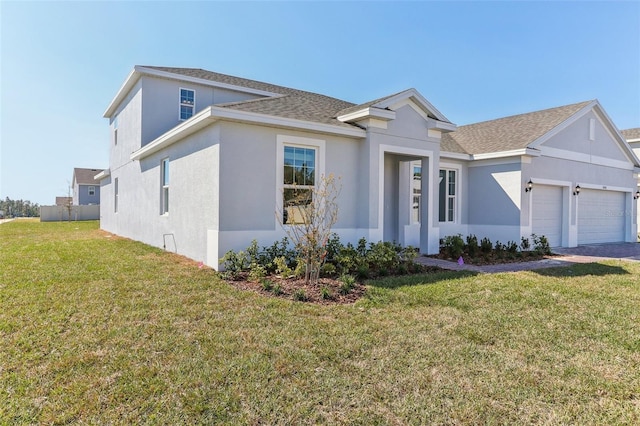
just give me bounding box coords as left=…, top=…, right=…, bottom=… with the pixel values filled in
left=577, top=190, right=625, bottom=244
left=532, top=185, right=563, bottom=247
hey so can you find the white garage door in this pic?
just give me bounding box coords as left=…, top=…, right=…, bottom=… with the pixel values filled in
left=532, top=185, right=563, bottom=247
left=578, top=189, right=625, bottom=244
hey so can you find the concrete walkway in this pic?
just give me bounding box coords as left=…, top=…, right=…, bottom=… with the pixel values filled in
left=417, top=242, right=640, bottom=273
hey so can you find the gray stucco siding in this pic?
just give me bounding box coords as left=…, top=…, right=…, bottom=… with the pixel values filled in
left=101, top=125, right=220, bottom=264
left=217, top=122, right=364, bottom=232
left=468, top=162, right=522, bottom=226
left=110, top=81, right=143, bottom=171
left=524, top=156, right=634, bottom=188
left=544, top=111, right=629, bottom=162
left=76, top=184, right=100, bottom=205
left=140, top=76, right=264, bottom=148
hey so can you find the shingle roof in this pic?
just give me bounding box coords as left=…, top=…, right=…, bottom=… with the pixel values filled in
left=621, top=128, right=640, bottom=141
left=142, top=66, right=357, bottom=128
left=55, top=197, right=72, bottom=206
left=74, top=168, right=103, bottom=185
left=335, top=90, right=411, bottom=117
left=441, top=101, right=592, bottom=155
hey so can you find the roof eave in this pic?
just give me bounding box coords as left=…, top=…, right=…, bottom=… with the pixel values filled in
left=337, top=107, right=396, bottom=123
left=471, top=148, right=540, bottom=161
left=130, top=106, right=366, bottom=161
left=95, top=169, right=110, bottom=180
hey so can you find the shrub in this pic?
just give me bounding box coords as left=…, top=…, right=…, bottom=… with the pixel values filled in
left=442, top=234, right=465, bottom=259
left=466, top=235, right=479, bottom=257
left=339, top=274, right=356, bottom=295
left=320, top=286, right=332, bottom=300
left=219, top=249, right=249, bottom=278
left=506, top=241, right=519, bottom=253
left=320, top=262, right=336, bottom=277
left=293, top=289, right=307, bottom=301
left=356, top=264, right=370, bottom=280
left=494, top=241, right=505, bottom=253
left=248, top=262, right=266, bottom=282
left=520, top=236, right=531, bottom=251
left=272, top=283, right=283, bottom=296
left=401, top=246, right=419, bottom=264
left=261, top=279, right=274, bottom=291
left=273, top=256, right=294, bottom=279
left=532, top=234, right=551, bottom=255
left=480, top=237, right=493, bottom=254
left=367, top=241, right=402, bottom=272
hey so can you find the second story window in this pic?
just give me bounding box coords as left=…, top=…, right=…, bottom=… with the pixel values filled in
left=88, top=186, right=95, bottom=196
left=180, top=88, right=195, bottom=120
left=161, top=158, right=170, bottom=214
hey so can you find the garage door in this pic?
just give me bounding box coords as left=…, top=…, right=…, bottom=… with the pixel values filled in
left=578, top=189, right=625, bottom=244
left=532, top=185, right=563, bottom=247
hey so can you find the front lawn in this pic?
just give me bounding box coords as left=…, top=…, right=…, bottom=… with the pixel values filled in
left=1, top=220, right=639, bottom=424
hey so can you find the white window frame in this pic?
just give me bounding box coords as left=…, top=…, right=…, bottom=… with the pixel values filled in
left=88, top=186, right=95, bottom=196
left=179, top=88, right=195, bottom=121
left=161, top=158, right=170, bottom=215
left=276, top=135, right=326, bottom=226
left=114, top=178, right=119, bottom=213
left=113, top=114, right=118, bottom=145
left=411, top=162, right=422, bottom=224
left=438, top=164, right=461, bottom=223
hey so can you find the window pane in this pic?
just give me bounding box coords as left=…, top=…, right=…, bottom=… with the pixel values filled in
left=449, top=170, right=456, bottom=195
left=439, top=170, right=446, bottom=222
left=180, top=89, right=194, bottom=105
left=162, top=159, right=169, bottom=185
left=284, top=165, right=294, bottom=185
left=163, top=188, right=169, bottom=214
left=448, top=197, right=454, bottom=222
left=180, top=105, right=193, bottom=120
left=284, top=147, right=294, bottom=165
left=283, top=188, right=312, bottom=224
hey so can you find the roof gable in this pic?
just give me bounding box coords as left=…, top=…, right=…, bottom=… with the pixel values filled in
left=73, top=168, right=103, bottom=185
left=442, top=101, right=592, bottom=155
left=336, top=88, right=452, bottom=125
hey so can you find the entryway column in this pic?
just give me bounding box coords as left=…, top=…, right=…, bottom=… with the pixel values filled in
left=419, top=156, right=430, bottom=254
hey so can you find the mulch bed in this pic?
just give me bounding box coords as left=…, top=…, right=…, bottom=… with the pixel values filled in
left=224, top=273, right=367, bottom=305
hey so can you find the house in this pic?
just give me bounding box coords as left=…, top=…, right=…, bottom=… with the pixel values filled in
left=55, top=196, right=72, bottom=206
left=98, top=66, right=640, bottom=269
left=72, top=168, right=102, bottom=205
left=622, top=128, right=640, bottom=157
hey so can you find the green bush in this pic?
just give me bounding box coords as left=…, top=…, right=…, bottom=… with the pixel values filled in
left=441, top=234, right=465, bottom=259
left=480, top=237, right=493, bottom=254
left=520, top=236, right=531, bottom=251
left=506, top=241, right=519, bottom=253
left=248, top=262, right=266, bottom=282
left=273, top=256, right=294, bottom=279
left=293, top=289, right=307, bottom=301
left=466, top=235, right=479, bottom=257
left=532, top=234, right=551, bottom=255
left=320, top=286, right=332, bottom=300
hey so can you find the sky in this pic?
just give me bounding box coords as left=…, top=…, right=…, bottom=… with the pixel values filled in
left=1, top=0, right=639, bottom=206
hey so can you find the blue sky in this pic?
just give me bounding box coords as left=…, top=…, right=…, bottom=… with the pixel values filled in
left=1, top=1, right=639, bottom=205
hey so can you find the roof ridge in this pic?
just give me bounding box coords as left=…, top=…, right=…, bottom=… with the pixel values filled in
left=457, top=100, right=594, bottom=128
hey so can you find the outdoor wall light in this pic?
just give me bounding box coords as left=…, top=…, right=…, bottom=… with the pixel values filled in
left=525, top=179, right=533, bottom=192
left=634, top=190, right=640, bottom=200
left=573, top=185, right=581, bottom=196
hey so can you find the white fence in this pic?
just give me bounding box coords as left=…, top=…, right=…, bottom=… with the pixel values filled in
left=40, top=205, right=100, bottom=222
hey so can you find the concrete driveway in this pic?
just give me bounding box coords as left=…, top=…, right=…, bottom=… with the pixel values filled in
left=418, top=242, right=640, bottom=273
left=553, top=242, right=640, bottom=261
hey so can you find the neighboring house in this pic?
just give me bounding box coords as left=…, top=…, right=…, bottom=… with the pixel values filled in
left=622, top=128, right=640, bottom=159
left=98, top=66, right=640, bottom=269
left=55, top=197, right=72, bottom=206
left=72, top=168, right=103, bottom=205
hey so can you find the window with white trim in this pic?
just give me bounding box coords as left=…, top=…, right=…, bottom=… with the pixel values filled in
left=411, top=165, right=422, bottom=224
left=282, top=145, right=316, bottom=224
left=114, top=178, right=119, bottom=213
left=179, top=88, right=195, bottom=120
left=161, top=158, right=169, bottom=214
left=113, top=114, right=118, bottom=145
left=88, top=186, right=95, bottom=196
left=439, top=169, right=456, bottom=222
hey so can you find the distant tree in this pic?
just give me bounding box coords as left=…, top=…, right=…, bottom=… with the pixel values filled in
left=0, top=197, right=40, bottom=217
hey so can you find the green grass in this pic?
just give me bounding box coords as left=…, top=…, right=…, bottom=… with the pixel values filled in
left=1, top=220, right=639, bottom=424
